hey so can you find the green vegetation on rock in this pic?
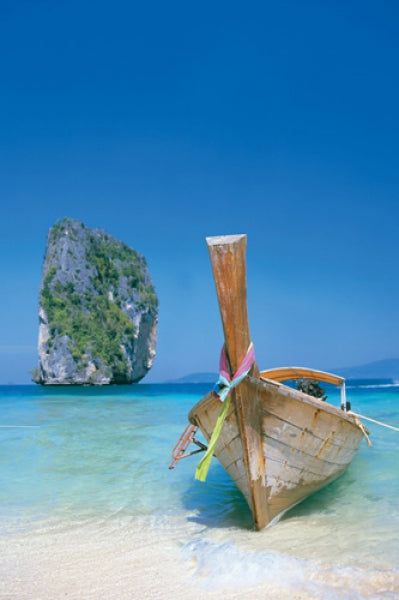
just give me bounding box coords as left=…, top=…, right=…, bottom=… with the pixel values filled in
left=37, top=218, right=158, bottom=384
left=41, top=275, right=135, bottom=374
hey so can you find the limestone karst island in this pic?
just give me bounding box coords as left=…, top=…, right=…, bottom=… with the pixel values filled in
left=33, top=218, right=158, bottom=385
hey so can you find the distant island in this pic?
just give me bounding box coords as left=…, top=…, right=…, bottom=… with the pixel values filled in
left=331, top=358, right=399, bottom=380
left=167, top=372, right=218, bottom=384
left=33, top=218, right=158, bottom=385
left=169, top=358, right=399, bottom=384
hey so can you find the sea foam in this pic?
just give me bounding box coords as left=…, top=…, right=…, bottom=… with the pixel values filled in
left=183, top=538, right=399, bottom=599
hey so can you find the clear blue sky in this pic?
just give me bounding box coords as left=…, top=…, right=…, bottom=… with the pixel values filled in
left=1, top=0, right=398, bottom=384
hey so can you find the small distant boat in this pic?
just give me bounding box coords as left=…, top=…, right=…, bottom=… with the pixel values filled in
left=171, top=234, right=369, bottom=530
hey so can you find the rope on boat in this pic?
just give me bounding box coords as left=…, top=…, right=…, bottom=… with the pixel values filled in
left=195, top=343, right=256, bottom=482
left=349, top=411, right=399, bottom=434
left=348, top=411, right=399, bottom=448
left=349, top=414, right=373, bottom=447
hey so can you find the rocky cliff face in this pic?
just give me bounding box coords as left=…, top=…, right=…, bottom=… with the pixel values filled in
left=33, top=218, right=158, bottom=385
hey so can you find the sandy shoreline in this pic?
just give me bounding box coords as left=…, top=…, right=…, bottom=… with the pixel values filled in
left=1, top=517, right=398, bottom=600
left=0, top=524, right=270, bottom=600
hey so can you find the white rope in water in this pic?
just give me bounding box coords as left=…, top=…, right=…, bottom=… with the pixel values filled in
left=349, top=412, right=399, bottom=433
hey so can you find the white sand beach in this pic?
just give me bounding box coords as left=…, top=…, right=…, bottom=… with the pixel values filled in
left=1, top=514, right=398, bottom=600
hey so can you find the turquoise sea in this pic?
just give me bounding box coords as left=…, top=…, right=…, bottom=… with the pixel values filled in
left=0, top=381, right=398, bottom=599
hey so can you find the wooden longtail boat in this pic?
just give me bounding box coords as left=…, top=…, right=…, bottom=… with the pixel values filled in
left=175, top=234, right=368, bottom=530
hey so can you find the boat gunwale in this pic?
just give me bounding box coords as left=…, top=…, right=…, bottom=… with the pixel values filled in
left=188, top=375, right=360, bottom=429
left=252, top=375, right=360, bottom=426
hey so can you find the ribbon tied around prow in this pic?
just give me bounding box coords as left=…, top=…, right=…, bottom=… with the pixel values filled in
left=195, top=342, right=255, bottom=482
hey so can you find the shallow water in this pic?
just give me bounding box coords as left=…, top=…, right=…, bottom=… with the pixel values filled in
left=0, top=382, right=398, bottom=599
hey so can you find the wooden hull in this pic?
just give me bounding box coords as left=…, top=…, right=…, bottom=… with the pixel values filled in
left=189, top=375, right=364, bottom=529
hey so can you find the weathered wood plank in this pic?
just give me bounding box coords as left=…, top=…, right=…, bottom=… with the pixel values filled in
left=263, top=435, right=359, bottom=473
left=262, top=416, right=362, bottom=461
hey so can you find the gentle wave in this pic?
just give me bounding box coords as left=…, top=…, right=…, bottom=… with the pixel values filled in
left=347, top=383, right=399, bottom=389
left=183, top=538, right=399, bottom=599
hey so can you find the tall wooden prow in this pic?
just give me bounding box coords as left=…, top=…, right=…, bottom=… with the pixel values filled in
left=206, top=234, right=270, bottom=529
